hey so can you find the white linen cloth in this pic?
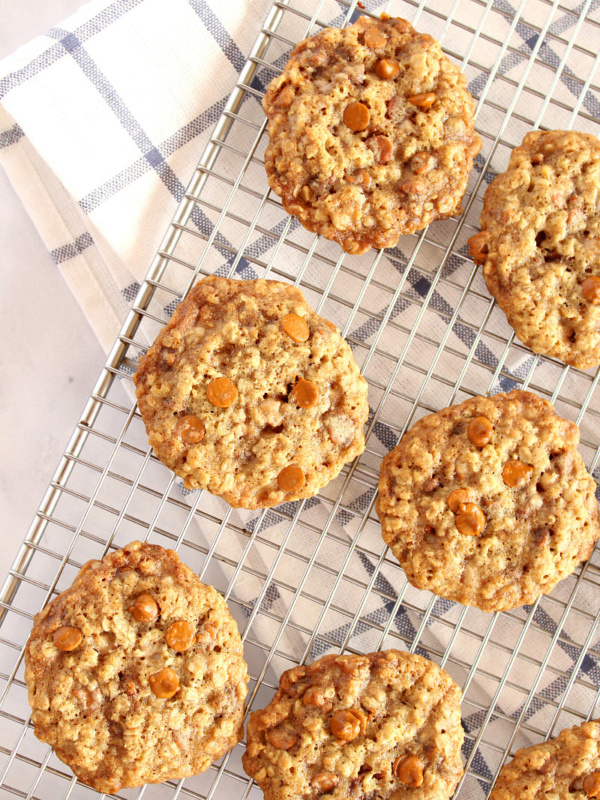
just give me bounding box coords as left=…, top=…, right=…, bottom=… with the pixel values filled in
left=0, top=0, right=273, bottom=351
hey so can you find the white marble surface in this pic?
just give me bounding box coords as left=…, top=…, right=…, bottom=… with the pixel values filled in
left=0, top=0, right=106, bottom=587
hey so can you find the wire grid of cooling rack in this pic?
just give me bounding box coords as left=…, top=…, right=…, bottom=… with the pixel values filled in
left=2, top=0, right=600, bottom=798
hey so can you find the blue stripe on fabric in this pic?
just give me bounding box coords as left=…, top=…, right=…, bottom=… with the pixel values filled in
left=0, top=44, right=65, bottom=101
left=469, top=41, right=600, bottom=127
left=122, top=281, right=141, bottom=302
left=79, top=156, right=156, bottom=214
left=79, top=96, right=226, bottom=213
left=47, top=28, right=155, bottom=153
left=161, top=96, right=227, bottom=153
left=74, top=0, right=145, bottom=40
left=189, top=205, right=233, bottom=254
left=408, top=271, right=501, bottom=369
left=0, top=123, right=25, bottom=149
left=50, top=231, right=94, bottom=264
left=187, top=0, right=246, bottom=72
left=0, top=0, right=143, bottom=101
left=46, top=27, right=189, bottom=206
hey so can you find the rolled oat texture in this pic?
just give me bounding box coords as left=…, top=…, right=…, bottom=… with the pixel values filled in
left=489, top=721, right=600, bottom=800
left=243, top=649, right=464, bottom=800
left=262, top=15, right=480, bottom=254
left=377, top=390, right=600, bottom=612
left=469, top=129, right=600, bottom=369
left=25, top=541, right=249, bottom=793
left=134, top=276, right=369, bottom=508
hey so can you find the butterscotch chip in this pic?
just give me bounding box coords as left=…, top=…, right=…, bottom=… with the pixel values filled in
left=175, top=415, right=206, bottom=444
left=243, top=650, right=464, bottom=800
left=303, top=686, right=329, bottom=708
left=278, top=465, right=306, bottom=493
left=166, top=620, right=196, bottom=652
left=134, top=277, right=368, bottom=509
left=395, top=755, right=425, bottom=786
left=206, top=376, right=237, bottom=408
left=467, top=416, right=494, bottom=447
left=289, top=378, right=318, bottom=408
left=502, top=459, right=533, bottom=488
left=455, top=503, right=486, bottom=536
left=52, top=627, right=82, bottom=652
left=368, top=134, right=393, bottom=164
left=411, top=151, right=436, bottom=175
left=407, top=92, right=436, bottom=110
left=585, top=772, right=600, bottom=797
left=348, top=707, right=367, bottom=735
left=377, top=390, right=600, bottom=612
left=130, top=592, right=160, bottom=622
left=281, top=312, right=310, bottom=342
left=311, top=772, right=339, bottom=792
left=267, top=726, right=298, bottom=750
left=343, top=101, right=370, bottom=131
left=363, top=26, right=387, bottom=48
left=469, top=130, right=600, bottom=369
left=447, top=488, right=470, bottom=513
left=197, top=621, right=218, bottom=644
left=489, top=722, right=600, bottom=800
left=330, top=709, right=362, bottom=741
left=468, top=231, right=489, bottom=265
left=24, top=541, right=248, bottom=793
left=149, top=667, right=180, bottom=699
left=375, top=57, right=399, bottom=79
left=262, top=15, right=480, bottom=254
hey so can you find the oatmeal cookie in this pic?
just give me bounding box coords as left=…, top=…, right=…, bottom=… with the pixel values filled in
left=25, top=541, right=248, bottom=793
left=262, top=14, right=480, bottom=255
left=134, top=276, right=369, bottom=508
left=243, top=649, right=464, bottom=800
left=469, top=130, right=600, bottom=369
left=489, top=721, right=600, bottom=800
left=377, top=390, right=600, bottom=612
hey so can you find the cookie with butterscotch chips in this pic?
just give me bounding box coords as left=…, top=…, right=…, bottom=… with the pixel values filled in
left=469, top=130, right=600, bottom=369
left=262, top=14, right=480, bottom=254
left=242, top=650, right=464, bottom=800
left=133, top=276, right=369, bottom=508
left=377, top=390, right=600, bottom=612
left=489, top=721, right=600, bottom=800
left=24, top=541, right=248, bottom=793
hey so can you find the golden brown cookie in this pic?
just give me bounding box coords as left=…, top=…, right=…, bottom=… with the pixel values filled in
left=262, top=14, right=480, bottom=255
left=377, top=390, right=600, bottom=612
left=134, top=276, right=369, bottom=508
left=25, top=541, right=248, bottom=793
left=242, top=650, right=464, bottom=800
left=469, top=130, right=600, bottom=369
left=489, top=721, right=600, bottom=800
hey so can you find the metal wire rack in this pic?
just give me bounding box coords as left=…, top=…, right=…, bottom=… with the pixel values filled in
left=2, top=0, right=600, bottom=797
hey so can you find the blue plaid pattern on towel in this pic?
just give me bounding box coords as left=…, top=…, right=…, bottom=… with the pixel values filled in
left=0, top=0, right=274, bottom=350
left=2, top=2, right=600, bottom=798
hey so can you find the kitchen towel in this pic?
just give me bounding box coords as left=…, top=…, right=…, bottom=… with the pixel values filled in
left=0, top=0, right=273, bottom=351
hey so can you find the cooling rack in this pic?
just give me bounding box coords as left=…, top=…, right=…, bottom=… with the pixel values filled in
left=2, top=0, right=600, bottom=797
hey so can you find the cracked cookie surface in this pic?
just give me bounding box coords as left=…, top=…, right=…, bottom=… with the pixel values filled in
left=243, top=649, right=464, bottom=800
left=25, top=541, right=248, bottom=793
left=263, top=15, right=480, bottom=254
left=469, top=130, right=600, bottom=369
left=377, top=390, right=600, bottom=612
left=134, top=276, right=369, bottom=509
left=489, top=721, right=600, bottom=800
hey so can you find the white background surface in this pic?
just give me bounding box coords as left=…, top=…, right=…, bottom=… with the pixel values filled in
left=0, top=0, right=106, bottom=586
